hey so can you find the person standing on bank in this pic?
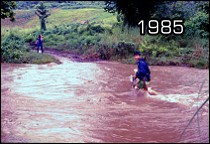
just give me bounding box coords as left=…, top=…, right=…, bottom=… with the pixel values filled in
left=37, top=34, right=44, bottom=53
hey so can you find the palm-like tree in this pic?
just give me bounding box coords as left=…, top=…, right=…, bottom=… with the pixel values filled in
left=35, top=2, right=50, bottom=31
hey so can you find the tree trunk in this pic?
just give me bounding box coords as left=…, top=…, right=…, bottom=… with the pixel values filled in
left=41, top=19, right=46, bottom=31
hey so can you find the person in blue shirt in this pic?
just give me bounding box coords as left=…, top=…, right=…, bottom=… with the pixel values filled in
left=133, top=51, right=151, bottom=91
left=36, top=34, right=44, bottom=53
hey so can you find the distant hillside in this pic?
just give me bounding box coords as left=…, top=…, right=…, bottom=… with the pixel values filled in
left=15, top=1, right=105, bottom=10
left=1, top=8, right=117, bottom=29
left=1, top=1, right=114, bottom=29
left=1, top=10, right=36, bottom=28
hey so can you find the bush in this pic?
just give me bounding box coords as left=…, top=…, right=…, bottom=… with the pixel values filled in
left=96, top=41, right=136, bottom=60
left=112, top=41, right=136, bottom=59
left=1, top=29, right=29, bottom=63
left=42, top=23, right=107, bottom=50
left=140, top=35, right=179, bottom=58
left=97, top=44, right=113, bottom=60
left=188, top=58, right=209, bottom=69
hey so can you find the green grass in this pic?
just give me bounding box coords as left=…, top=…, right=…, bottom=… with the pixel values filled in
left=25, top=8, right=117, bottom=29
left=22, top=52, right=61, bottom=64
left=1, top=8, right=117, bottom=31
left=16, top=1, right=105, bottom=10
left=100, top=26, right=142, bottom=45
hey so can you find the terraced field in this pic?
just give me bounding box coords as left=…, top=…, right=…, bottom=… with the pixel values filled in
left=1, top=8, right=117, bottom=30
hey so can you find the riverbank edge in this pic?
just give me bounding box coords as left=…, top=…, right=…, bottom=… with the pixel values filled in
left=2, top=45, right=209, bottom=70
left=33, top=46, right=210, bottom=70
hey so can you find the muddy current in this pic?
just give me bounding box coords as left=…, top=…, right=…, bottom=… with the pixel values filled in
left=1, top=55, right=209, bottom=143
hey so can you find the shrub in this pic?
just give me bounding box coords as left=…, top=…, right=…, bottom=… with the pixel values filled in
left=96, top=41, right=136, bottom=60
left=188, top=58, right=209, bottom=69
left=97, top=44, right=113, bottom=60
left=1, top=29, right=29, bottom=63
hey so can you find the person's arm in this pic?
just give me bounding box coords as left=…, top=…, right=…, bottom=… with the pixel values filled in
left=133, top=68, right=138, bottom=79
left=135, top=61, right=146, bottom=80
left=145, top=62, right=150, bottom=74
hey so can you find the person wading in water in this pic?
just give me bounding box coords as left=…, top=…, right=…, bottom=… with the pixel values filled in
left=132, top=51, right=158, bottom=95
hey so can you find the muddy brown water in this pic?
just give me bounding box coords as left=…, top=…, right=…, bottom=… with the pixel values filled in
left=1, top=55, right=209, bottom=143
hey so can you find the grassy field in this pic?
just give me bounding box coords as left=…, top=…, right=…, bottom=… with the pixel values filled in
left=1, top=8, right=117, bottom=29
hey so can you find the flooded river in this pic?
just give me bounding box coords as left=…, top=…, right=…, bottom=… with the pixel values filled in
left=1, top=55, right=209, bottom=143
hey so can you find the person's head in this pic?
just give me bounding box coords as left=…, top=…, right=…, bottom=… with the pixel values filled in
left=38, top=34, right=43, bottom=38
left=134, top=51, right=141, bottom=61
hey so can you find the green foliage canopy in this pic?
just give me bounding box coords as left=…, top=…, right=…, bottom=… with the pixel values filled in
left=104, top=0, right=162, bottom=27
left=1, top=1, right=17, bottom=21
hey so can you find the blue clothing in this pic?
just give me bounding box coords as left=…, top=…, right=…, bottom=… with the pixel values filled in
left=37, top=37, right=42, bottom=46
left=36, top=37, right=44, bottom=53
left=136, top=58, right=151, bottom=81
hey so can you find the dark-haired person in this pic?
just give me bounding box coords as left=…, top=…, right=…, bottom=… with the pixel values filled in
left=133, top=51, right=158, bottom=95
left=37, top=34, right=44, bottom=53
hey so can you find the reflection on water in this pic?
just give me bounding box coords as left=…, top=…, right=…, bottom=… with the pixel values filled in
left=1, top=56, right=209, bottom=143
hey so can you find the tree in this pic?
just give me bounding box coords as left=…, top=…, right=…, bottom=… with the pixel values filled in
left=104, top=0, right=162, bottom=27
left=35, top=2, right=50, bottom=31
left=1, top=1, right=16, bottom=21
left=152, top=1, right=209, bottom=39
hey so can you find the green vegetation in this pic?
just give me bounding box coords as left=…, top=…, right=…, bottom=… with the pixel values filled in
left=1, top=28, right=60, bottom=64
left=104, top=1, right=160, bottom=27
left=21, top=52, right=60, bottom=64
left=1, top=1, right=17, bottom=21
left=15, top=1, right=105, bottom=10
left=105, top=1, right=209, bottom=68
left=146, top=1, right=209, bottom=68
left=1, top=1, right=209, bottom=69
left=34, top=22, right=137, bottom=61
left=30, top=8, right=116, bottom=29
